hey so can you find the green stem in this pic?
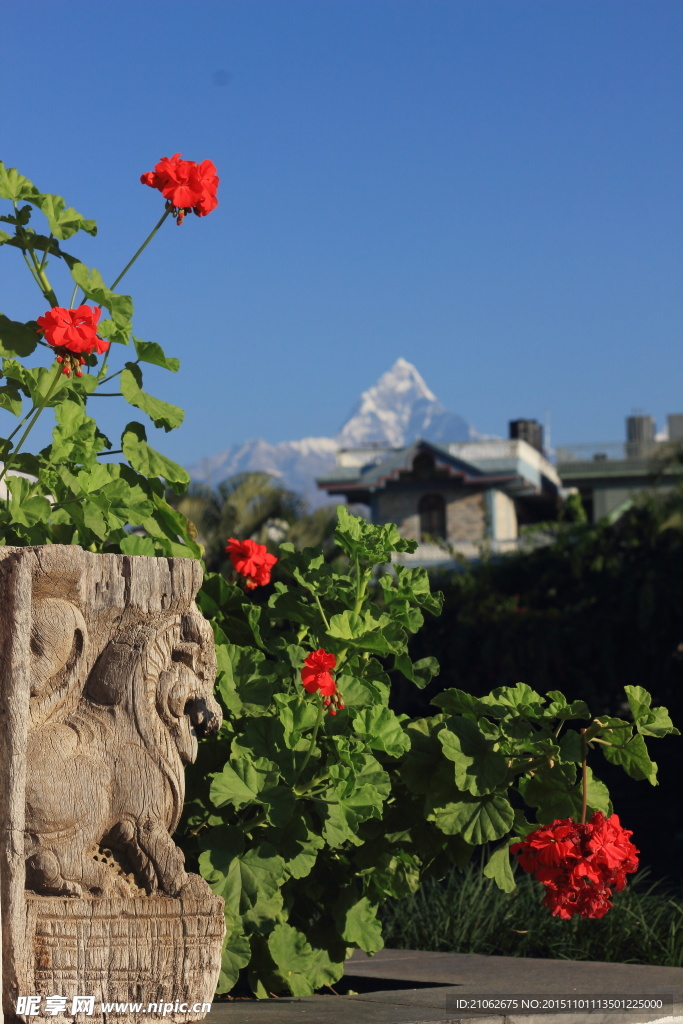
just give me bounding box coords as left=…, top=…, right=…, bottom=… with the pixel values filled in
left=313, top=592, right=330, bottom=631
left=353, top=558, right=369, bottom=614
left=97, top=368, right=124, bottom=386
left=95, top=209, right=171, bottom=380
left=580, top=729, right=588, bottom=825
left=1, top=403, right=41, bottom=457
left=0, top=363, right=63, bottom=487
left=296, top=696, right=326, bottom=782
left=38, top=233, right=54, bottom=272
left=110, top=208, right=171, bottom=291
left=12, top=206, right=59, bottom=306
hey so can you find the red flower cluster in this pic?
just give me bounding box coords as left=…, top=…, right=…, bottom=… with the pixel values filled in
left=225, top=538, right=277, bottom=589
left=141, top=153, right=219, bottom=224
left=36, top=305, right=109, bottom=376
left=510, top=812, right=639, bottom=919
left=301, top=649, right=345, bottom=714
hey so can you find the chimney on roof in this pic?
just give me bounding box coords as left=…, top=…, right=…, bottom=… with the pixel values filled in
left=667, top=414, right=683, bottom=442
left=509, top=419, right=543, bottom=455
left=626, top=415, right=655, bottom=458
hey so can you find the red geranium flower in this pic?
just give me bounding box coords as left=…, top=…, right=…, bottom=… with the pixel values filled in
left=36, top=305, right=106, bottom=354
left=225, top=537, right=277, bottom=589
left=35, top=305, right=108, bottom=376
left=511, top=812, right=638, bottom=920
left=141, top=153, right=219, bottom=224
left=301, top=649, right=337, bottom=697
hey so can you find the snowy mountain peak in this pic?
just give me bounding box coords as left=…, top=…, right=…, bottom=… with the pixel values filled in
left=189, top=359, right=477, bottom=506
left=336, top=357, right=471, bottom=448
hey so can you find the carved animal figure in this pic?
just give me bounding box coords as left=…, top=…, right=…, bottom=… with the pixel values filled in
left=24, top=601, right=221, bottom=898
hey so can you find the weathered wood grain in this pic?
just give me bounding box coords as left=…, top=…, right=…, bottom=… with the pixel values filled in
left=0, top=547, right=225, bottom=1023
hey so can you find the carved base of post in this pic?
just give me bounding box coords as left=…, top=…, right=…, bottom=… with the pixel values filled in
left=24, top=892, right=225, bottom=1023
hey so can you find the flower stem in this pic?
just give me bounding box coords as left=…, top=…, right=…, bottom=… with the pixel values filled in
left=0, top=363, right=63, bottom=487
left=313, top=591, right=330, bottom=631
left=110, top=208, right=171, bottom=291
left=296, top=696, right=326, bottom=781
left=580, top=728, right=588, bottom=825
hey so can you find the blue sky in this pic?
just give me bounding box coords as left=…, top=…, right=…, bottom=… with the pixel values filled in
left=1, top=0, right=681, bottom=466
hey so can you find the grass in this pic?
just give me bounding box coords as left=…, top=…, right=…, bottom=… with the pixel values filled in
left=379, top=863, right=683, bottom=967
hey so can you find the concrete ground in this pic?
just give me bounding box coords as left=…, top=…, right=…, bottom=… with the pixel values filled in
left=208, top=948, right=683, bottom=1024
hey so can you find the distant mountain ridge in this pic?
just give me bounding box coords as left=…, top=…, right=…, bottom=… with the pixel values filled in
left=188, top=358, right=483, bottom=507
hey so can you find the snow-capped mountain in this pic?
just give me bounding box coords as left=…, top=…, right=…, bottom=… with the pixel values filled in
left=188, top=358, right=479, bottom=506
left=337, top=357, right=473, bottom=448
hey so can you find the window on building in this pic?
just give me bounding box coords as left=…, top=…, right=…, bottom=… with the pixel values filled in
left=419, top=493, right=446, bottom=541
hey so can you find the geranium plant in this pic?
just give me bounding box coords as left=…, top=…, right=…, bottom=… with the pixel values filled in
left=0, top=156, right=217, bottom=552
left=0, top=160, right=678, bottom=1000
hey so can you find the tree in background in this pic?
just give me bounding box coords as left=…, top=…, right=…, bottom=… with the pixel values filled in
left=168, top=472, right=345, bottom=573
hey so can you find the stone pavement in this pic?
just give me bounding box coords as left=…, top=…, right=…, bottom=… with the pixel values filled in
left=208, top=948, right=683, bottom=1024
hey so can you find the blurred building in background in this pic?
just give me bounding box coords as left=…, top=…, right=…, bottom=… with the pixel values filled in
left=317, top=423, right=560, bottom=564
left=556, top=413, right=683, bottom=523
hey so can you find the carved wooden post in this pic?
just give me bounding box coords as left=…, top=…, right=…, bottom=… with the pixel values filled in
left=0, top=546, right=225, bottom=1023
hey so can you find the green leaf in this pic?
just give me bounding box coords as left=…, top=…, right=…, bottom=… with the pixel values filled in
left=624, top=685, right=680, bottom=738
left=0, top=314, right=39, bottom=358
left=352, top=706, right=411, bottom=758
left=120, top=364, right=184, bottom=431
left=602, top=731, right=658, bottom=784
left=133, top=337, right=180, bottom=372
left=519, top=764, right=612, bottom=820
left=334, top=505, right=417, bottom=563
left=6, top=476, right=51, bottom=528
left=270, top=813, right=324, bottom=880
left=439, top=718, right=509, bottom=796
left=121, top=421, right=190, bottom=490
left=198, top=826, right=285, bottom=930
left=430, top=793, right=515, bottom=845
left=393, top=653, right=440, bottom=688
left=216, top=916, right=251, bottom=994
left=327, top=609, right=406, bottom=654
left=33, top=193, right=97, bottom=240
left=70, top=263, right=133, bottom=336
left=317, top=755, right=390, bottom=848
left=432, top=688, right=499, bottom=718
left=210, top=756, right=279, bottom=810
left=340, top=896, right=384, bottom=953
left=558, top=729, right=584, bottom=763
left=401, top=717, right=449, bottom=796
left=545, top=691, right=591, bottom=720
left=481, top=682, right=545, bottom=712
left=267, top=923, right=320, bottom=996
left=51, top=399, right=108, bottom=465
left=0, top=380, right=23, bottom=416
left=119, top=534, right=156, bottom=556
left=0, top=163, right=38, bottom=202
left=483, top=844, right=517, bottom=893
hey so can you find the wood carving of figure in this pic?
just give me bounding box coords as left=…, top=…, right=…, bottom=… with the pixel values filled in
left=24, top=598, right=221, bottom=898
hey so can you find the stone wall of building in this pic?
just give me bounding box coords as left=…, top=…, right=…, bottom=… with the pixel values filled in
left=446, top=491, right=487, bottom=542
left=375, top=491, right=421, bottom=540
left=376, top=487, right=488, bottom=544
